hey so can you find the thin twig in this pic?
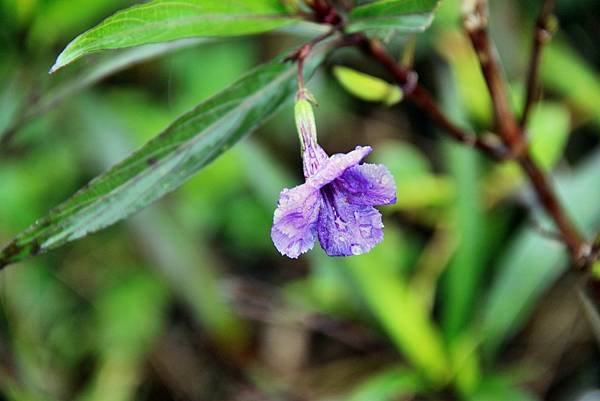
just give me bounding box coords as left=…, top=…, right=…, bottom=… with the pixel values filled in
left=333, top=4, right=591, bottom=267
left=519, top=153, right=588, bottom=261
left=462, top=0, right=589, bottom=266
left=339, top=33, right=508, bottom=160
left=285, top=29, right=337, bottom=91
left=521, top=0, right=557, bottom=128
left=463, top=0, right=523, bottom=156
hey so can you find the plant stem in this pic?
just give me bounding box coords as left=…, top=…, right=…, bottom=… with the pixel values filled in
left=519, top=153, right=587, bottom=260
left=296, top=0, right=593, bottom=267
left=521, top=0, right=556, bottom=128
left=463, top=1, right=522, bottom=155
left=338, top=16, right=590, bottom=267
left=340, top=33, right=508, bottom=160
left=462, top=0, right=588, bottom=266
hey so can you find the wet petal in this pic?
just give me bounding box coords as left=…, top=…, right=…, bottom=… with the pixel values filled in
left=302, top=142, right=328, bottom=178
left=295, top=95, right=328, bottom=177
left=271, top=183, right=321, bottom=258
left=338, top=163, right=397, bottom=206
left=307, top=146, right=372, bottom=189
left=316, top=184, right=384, bottom=256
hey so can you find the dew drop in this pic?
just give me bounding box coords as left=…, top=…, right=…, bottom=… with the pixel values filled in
left=351, top=244, right=362, bottom=255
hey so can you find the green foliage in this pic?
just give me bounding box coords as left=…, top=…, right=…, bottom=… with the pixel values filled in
left=372, top=141, right=454, bottom=209
left=528, top=102, right=570, bottom=170
left=346, top=367, right=425, bottom=401
left=1, top=1, right=599, bottom=400
left=438, top=69, right=488, bottom=342
left=348, top=0, right=440, bottom=33
left=1, top=38, right=206, bottom=141
left=333, top=66, right=403, bottom=105
left=345, top=250, right=451, bottom=385
left=0, top=44, right=328, bottom=267
left=51, top=0, right=296, bottom=72
left=542, top=39, right=600, bottom=128
left=481, top=153, right=600, bottom=356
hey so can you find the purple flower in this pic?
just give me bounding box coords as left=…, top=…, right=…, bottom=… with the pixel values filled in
left=271, top=91, right=396, bottom=258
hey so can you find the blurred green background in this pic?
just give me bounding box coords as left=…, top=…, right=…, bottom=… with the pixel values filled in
left=1, top=0, right=599, bottom=400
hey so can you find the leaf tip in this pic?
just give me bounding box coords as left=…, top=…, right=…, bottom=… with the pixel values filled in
left=49, top=52, right=69, bottom=74
left=49, top=63, right=60, bottom=74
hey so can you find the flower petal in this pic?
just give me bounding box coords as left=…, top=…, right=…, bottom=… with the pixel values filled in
left=338, top=163, right=397, bottom=206
left=307, top=146, right=372, bottom=189
left=303, top=142, right=328, bottom=178
left=316, top=184, right=384, bottom=256
left=271, top=183, right=321, bottom=258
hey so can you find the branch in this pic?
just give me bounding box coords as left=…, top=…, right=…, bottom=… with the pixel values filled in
left=520, top=0, right=556, bottom=127
left=285, top=29, right=337, bottom=91
left=340, top=33, right=508, bottom=160
left=462, top=0, right=523, bottom=156
left=334, top=4, right=591, bottom=268
left=462, top=0, right=589, bottom=266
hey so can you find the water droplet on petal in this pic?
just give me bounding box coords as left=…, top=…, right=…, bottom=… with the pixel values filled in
left=351, top=244, right=362, bottom=255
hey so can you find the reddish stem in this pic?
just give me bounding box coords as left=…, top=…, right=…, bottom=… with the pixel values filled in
left=463, top=0, right=588, bottom=266
left=521, top=0, right=556, bottom=127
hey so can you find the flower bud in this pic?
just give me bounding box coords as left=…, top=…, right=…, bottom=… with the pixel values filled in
left=294, top=89, right=318, bottom=153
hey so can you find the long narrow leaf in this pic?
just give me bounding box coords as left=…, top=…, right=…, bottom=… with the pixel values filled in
left=51, top=0, right=297, bottom=72
left=1, top=38, right=206, bottom=142
left=347, top=0, right=440, bottom=33
left=0, top=44, right=329, bottom=268
left=481, top=151, right=600, bottom=356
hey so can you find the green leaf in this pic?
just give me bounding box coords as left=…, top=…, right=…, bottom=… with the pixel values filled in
left=77, top=96, right=248, bottom=349
left=346, top=367, right=425, bottom=401
left=438, top=64, right=488, bottom=344
left=0, top=44, right=329, bottom=268
left=541, top=39, right=600, bottom=129
left=468, top=374, right=539, bottom=401
left=527, top=102, right=570, bottom=170
left=344, top=251, right=451, bottom=385
left=1, top=38, right=206, bottom=142
left=442, top=142, right=486, bottom=341
left=347, top=0, right=441, bottom=33
left=51, top=0, right=297, bottom=72
left=333, top=66, right=403, bottom=105
left=481, top=151, right=600, bottom=356
left=372, top=141, right=455, bottom=209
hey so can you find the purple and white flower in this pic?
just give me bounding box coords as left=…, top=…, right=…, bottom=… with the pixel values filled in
left=271, top=90, right=396, bottom=258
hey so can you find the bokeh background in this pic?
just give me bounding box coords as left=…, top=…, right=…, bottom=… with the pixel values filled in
left=1, top=0, right=600, bottom=400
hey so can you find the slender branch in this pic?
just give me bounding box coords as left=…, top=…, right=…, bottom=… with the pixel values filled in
left=462, top=0, right=589, bottom=266
left=334, top=4, right=591, bottom=267
left=463, top=0, right=523, bottom=156
left=285, top=29, right=337, bottom=91
left=520, top=153, right=587, bottom=259
left=340, top=33, right=508, bottom=160
left=520, top=0, right=556, bottom=127
left=291, top=1, right=593, bottom=268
